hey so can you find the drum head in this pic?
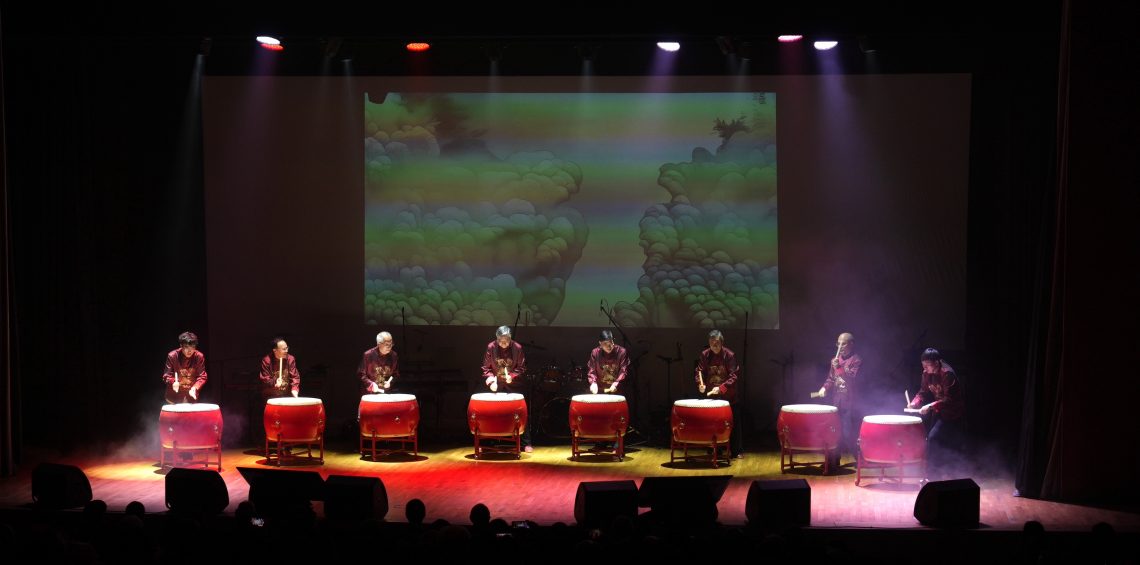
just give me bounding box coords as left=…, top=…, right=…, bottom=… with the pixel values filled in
left=781, top=403, right=837, bottom=414
left=162, top=403, right=220, bottom=412
left=361, top=393, right=416, bottom=403
left=674, top=398, right=730, bottom=409
left=267, top=397, right=322, bottom=406
left=863, top=414, right=922, bottom=425
left=470, top=392, right=524, bottom=402
left=571, top=394, right=625, bottom=403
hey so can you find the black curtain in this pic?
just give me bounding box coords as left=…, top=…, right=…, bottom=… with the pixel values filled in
left=1015, top=0, right=1140, bottom=503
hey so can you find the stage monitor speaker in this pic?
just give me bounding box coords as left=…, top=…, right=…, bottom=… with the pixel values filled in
left=637, top=475, right=732, bottom=525
left=745, top=479, right=810, bottom=528
left=913, top=478, right=980, bottom=528
left=574, top=480, right=638, bottom=528
left=324, top=475, right=388, bottom=520
left=237, top=467, right=325, bottom=518
left=165, top=467, right=229, bottom=515
left=31, top=463, right=92, bottom=509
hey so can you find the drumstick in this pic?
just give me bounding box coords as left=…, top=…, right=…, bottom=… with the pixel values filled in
left=277, top=357, right=284, bottom=388
left=905, top=390, right=911, bottom=407
left=835, top=343, right=843, bottom=360
left=384, top=376, right=393, bottom=388
left=697, top=369, right=706, bottom=389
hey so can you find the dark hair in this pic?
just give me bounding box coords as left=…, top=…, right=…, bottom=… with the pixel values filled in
left=470, top=503, right=491, bottom=526
left=125, top=501, right=146, bottom=518
left=271, top=337, right=286, bottom=349
left=405, top=498, right=426, bottom=525
left=920, top=348, right=942, bottom=362
left=178, top=332, right=198, bottom=346
left=599, top=330, right=614, bottom=342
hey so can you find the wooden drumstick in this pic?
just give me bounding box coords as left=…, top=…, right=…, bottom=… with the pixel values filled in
left=384, top=376, right=393, bottom=389
left=697, top=369, right=706, bottom=390
left=277, top=357, right=285, bottom=389
left=905, top=390, right=911, bottom=407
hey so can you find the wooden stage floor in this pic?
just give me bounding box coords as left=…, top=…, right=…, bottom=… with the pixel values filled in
left=2, top=443, right=1136, bottom=532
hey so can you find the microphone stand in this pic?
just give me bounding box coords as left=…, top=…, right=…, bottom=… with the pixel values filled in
left=653, top=342, right=683, bottom=447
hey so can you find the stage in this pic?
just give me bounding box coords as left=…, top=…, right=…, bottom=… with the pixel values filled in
left=2, top=443, right=1135, bottom=532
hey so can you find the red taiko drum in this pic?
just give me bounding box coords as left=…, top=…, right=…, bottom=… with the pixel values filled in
left=777, top=404, right=840, bottom=451
left=160, top=403, right=222, bottom=449
left=359, top=393, right=419, bottom=438
left=569, top=394, right=628, bottom=439
left=468, top=393, right=528, bottom=436
left=858, top=415, right=926, bottom=463
left=671, top=398, right=732, bottom=444
left=264, top=397, right=325, bottom=442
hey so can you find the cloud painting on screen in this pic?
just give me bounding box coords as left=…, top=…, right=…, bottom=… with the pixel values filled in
left=364, top=92, right=777, bottom=328
left=615, top=110, right=778, bottom=329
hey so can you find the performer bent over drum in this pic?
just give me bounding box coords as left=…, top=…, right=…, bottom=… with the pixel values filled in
left=260, top=337, right=300, bottom=399
left=588, top=330, right=628, bottom=395
left=907, top=348, right=965, bottom=480
left=359, top=331, right=399, bottom=395
left=695, top=329, right=743, bottom=458
left=163, top=332, right=207, bottom=404
left=481, top=326, right=531, bottom=452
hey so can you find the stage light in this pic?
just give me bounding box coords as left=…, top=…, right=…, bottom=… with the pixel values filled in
left=407, top=42, right=430, bottom=52
left=256, top=36, right=281, bottom=46
left=813, top=41, right=839, bottom=51
left=656, top=42, right=680, bottom=52
left=777, top=35, right=803, bottom=43
left=260, top=44, right=284, bottom=52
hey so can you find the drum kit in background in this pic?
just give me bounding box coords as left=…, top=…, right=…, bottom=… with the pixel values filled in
left=776, top=403, right=927, bottom=485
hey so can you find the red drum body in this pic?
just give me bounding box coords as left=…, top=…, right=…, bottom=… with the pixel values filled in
left=858, top=415, right=926, bottom=463
left=855, top=414, right=926, bottom=486
left=777, top=404, right=840, bottom=451
left=671, top=399, right=733, bottom=444
left=264, top=397, right=325, bottom=442
left=158, top=403, right=223, bottom=470
left=160, top=403, right=223, bottom=449
left=569, top=394, right=628, bottom=439
left=359, top=394, right=419, bottom=438
left=468, top=393, right=528, bottom=436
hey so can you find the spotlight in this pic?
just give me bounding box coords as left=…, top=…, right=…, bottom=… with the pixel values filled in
left=656, top=42, right=680, bottom=52
left=777, top=35, right=803, bottom=43
left=198, top=37, right=212, bottom=57
left=256, top=36, right=281, bottom=46
left=813, top=40, right=838, bottom=51
left=406, top=42, right=430, bottom=52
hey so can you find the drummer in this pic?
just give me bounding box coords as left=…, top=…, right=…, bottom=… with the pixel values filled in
left=907, top=348, right=965, bottom=480
left=588, top=330, right=629, bottom=395
left=259, top=337, right=300, bottom=399
left=162, top=331, right=207, bottom=404
left=815, top=332, right=862, bottom=472
left=481, top=326, right=531, bottom=452
left=695, top=329, right=743, bottom=458
left=359, top=331, right=400, bottom=395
